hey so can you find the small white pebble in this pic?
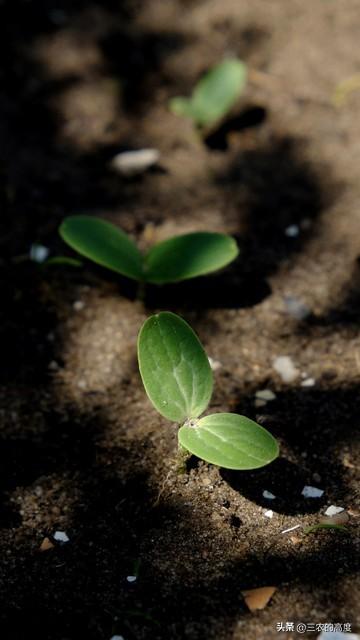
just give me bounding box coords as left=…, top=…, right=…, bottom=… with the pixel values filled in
left=301, top=485, right=324, bottom=498
left=264, top=510, right=274, bottom=518
left=53, top=531, right=70, bottom=543
left=111, top=149, right=160, bottom=176
left=285, top=224, right=300, bottom=237
left=324, top=505, right=344, bottom=516
left=126, top=575, right=137, bottom=583
left=283, top=295, right=311, bottom=320
left=263, top=490, right=276, bottom=500
left=301, top=377, right=315, bottom=387
left=110, top=636, right=125, bottom=640
left=29, top=244, right=49, bottom=263
left=317, top=632, right=360, bottom=640
left=73, top=300, right=85, bottom=311
left=281, top=524, right=301, bottom=534
left=273, top=356, right=299, bottom=383
left=208, top=357, right=222, bottom=371
left=255, top=389, right=276, bottom=401
left=254, top=399, right=266, bottom=408
left=77, top=379, right=87, bottom=390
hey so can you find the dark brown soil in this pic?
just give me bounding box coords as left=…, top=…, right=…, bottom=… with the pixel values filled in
left=1, top=1, right=359, bottom=639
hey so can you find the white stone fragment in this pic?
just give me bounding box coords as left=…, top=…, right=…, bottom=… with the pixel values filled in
left=273, top=356, right=299, bottom=383
left=301, top=377, right=315, bottom=387
left=208, top=357, right=222, bottom=371
left=301, top=485, right=324, bottom=498
left=263, top=490, right=276, bottom=500
left=281, top=524, right=301, bottom=534
left=126, top=575, right=137, bottom=583
left=264, top=510, right=274, bottom=518
left=73, top=300, right=85, bottom=311
left=317, top=633, right=360, bottom=640
left=30, top=244, right=50, bottom=263
left=53, top=531, right=70, bottom=543
left=324, top=505, right=344, bottom=516
left=111, top=149, right=160, bottom=176
left=255, top=389, right=276, bottom=401
left=285, top=224, right=300, bottom=237
left=283, top=295, right=311, bottom=320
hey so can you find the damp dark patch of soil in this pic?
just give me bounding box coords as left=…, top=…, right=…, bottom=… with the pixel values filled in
left=1, top=1, right=360, bottom=639
left=204, top=105, right=267, bottom=151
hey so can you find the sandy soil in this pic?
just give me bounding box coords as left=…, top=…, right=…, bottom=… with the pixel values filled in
left=0, top=1, right=359, bottom=638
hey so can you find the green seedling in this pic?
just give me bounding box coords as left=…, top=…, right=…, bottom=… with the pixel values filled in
left=59, top=215, right=238, bottom=285
left=169, top=59, right=247, bottom=129
left=137, top=311, right=279, bottom=470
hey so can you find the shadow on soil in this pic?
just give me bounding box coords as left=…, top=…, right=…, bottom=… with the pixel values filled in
left=0, top=0, right=188, bottom=258
left=300, top=258, right=360, bottom=329
left=0, top=0, right=338, bottom=311
left=204, top=105, right=267, bottom=151
left=124, top=135, right=335, bottom=311
left=0, top=2, right=358, bottom=639
left=222, top=384, right=359, bottom=514
left=0, top=365, right=358, bottom=638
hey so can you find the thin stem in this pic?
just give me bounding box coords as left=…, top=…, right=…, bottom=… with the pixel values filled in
left=176, top=443, right=191, bottom=474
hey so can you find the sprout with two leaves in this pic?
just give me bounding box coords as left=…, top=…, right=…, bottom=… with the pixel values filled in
left=59, top=216, right=238, bottom=288
left=169, top=58, right=247, bottom=130
left=138, top=312, right=279, bottom=470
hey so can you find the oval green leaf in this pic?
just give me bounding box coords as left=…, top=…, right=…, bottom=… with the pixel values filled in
left=169, top=59, right=247, bottom=127
left=178, top=413, right=279, bottom=470
left=137, top=312, right=213, bottom=422
left=59, top=215, right=143, bottom=281
left=144, top=232, right=239, bottom=284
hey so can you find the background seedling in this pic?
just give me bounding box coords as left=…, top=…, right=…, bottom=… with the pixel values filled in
left=137, top=311, right=278, bottom=470
left=59, top=215, right=238, bottom=285
left=169, top=58, right=247, bottom=129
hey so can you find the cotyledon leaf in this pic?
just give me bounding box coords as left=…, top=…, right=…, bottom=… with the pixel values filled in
left=178, top=413, right=279, bottom=470
left=169, top=59, right=247, bottom=127
left=144, top=232, right=239, bottom=284
left=191, top=59, right=247, bottom=126
left=59, top=215, right=143, bottom=281
left=137, top=312, right=213, bottom=422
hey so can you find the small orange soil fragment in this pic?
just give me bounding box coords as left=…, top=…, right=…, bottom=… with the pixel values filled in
left=39, top=537, right=55, bottom=552
left=241, top=586, right=277, bottom=611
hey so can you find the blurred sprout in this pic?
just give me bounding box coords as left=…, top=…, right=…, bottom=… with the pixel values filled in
left=169, top=59, right=247, bottom=128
